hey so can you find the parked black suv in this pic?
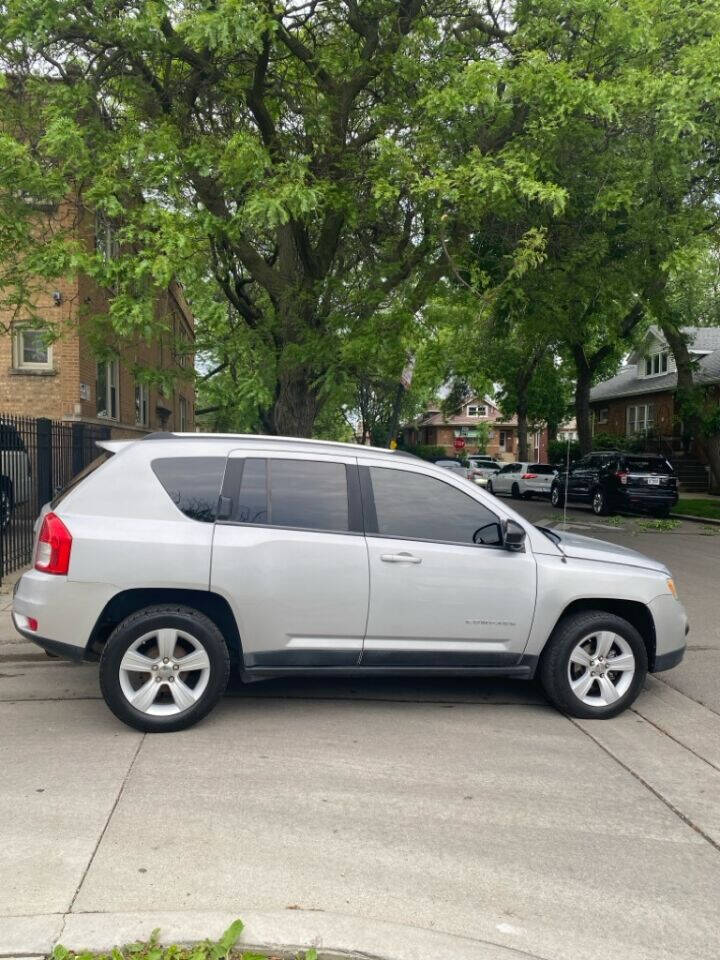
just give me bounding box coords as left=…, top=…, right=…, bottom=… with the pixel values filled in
left=550, top=451, right=678, bottom=517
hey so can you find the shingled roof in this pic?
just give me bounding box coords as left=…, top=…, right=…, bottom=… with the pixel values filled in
left=591, top=327, right=720, bottom=403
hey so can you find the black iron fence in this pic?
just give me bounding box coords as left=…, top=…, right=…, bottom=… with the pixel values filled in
left=0, top=415, right=110, bottom=579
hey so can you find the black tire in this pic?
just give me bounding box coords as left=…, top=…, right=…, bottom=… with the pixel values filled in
left=550, top=483, right=564, bottom=508
left=538, top=611, right=648, bottom=719
left=99, top=604, right=231, bottom=733
left=511, top=482, right=520, bottom=500
left=591, top=487, right=609, bottom=516
left=523, top=490, right=534, bottom=500
left=486, top=479, right=494, bottom=495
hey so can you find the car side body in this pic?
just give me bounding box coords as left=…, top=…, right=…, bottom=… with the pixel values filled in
left=12, top=434, right=687, bottom=730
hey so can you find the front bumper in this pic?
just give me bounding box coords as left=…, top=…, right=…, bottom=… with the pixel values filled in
left=648, top=594, right=688, bottom=672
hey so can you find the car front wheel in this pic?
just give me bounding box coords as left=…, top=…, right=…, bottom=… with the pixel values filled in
left=511, top=482, right=520, bottom=499
left=550, top=484, right=564, bottom=508
left=539, top=611, right=647, bottom=719
left=486, top=479, right=494, bottom=494
left=99, top=604, right=230, bottom=732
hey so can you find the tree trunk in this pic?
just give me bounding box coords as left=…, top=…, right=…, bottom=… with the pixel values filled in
left=573, top=348, right=593, bottom=455
left=270, top=366, right=320, bottom=437
left=660, top=321, right=720, bottom=491
left=516, top=402, right=529, bottom=461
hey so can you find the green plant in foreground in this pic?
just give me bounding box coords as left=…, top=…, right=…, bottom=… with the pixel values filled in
left=599, top=516, right=625, bottom=528
left=634, top=518, right=681, bottom=533
left=51, top=921, right=318, bottom=960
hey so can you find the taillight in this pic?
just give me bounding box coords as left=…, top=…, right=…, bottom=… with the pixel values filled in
left=522, top=473, right=538, bottom=479
left=35, top=512, right=72, bottom=575
left=615, top=471, right=628, bottom=485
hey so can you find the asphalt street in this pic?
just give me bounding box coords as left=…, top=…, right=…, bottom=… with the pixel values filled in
left=1, top=505, right=720, bottom=960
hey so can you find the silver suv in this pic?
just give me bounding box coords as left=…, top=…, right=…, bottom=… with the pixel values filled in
left=12, top=434, right=688, bottom=732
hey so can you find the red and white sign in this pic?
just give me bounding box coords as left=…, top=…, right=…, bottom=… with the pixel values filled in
left=453, top=436, right=466, bottom=450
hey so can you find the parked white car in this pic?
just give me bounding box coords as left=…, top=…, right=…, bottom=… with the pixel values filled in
left=487, top=462, right=557, bottom=499
left=13, top=434, right=687, bottom=732
left=467, top=456, right=501, bottom=486
left=1, top=421, right=32, bottom=530
left=432, top=458, right=469, bottom=478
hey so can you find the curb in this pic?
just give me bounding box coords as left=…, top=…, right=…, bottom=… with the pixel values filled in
left=1, top=910, right=544, bottom=960
left=670, top=512, right=720, bottom=526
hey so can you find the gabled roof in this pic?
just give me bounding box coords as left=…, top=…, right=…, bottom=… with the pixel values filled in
left=414, top=394, right=517, bottom=428
left=591, top=326, right=720, bottom=403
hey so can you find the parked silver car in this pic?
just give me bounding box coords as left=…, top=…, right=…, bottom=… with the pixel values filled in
left=12, top=434, right=687, bottom=732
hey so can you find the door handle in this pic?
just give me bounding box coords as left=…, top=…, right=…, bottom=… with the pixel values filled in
left=380, top=552, right=422, bottom=564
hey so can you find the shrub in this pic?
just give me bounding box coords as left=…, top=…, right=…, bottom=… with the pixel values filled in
left=548, top=438, right=581, bottom=464
left=400, top=443, right=448, bottom=461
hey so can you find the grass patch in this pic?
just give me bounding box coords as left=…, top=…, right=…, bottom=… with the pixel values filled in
left=51, top=920, right=317, bottom=960
left=634, top=517, right=681, bottom=532
left=673, top=498, right=720, bottom=521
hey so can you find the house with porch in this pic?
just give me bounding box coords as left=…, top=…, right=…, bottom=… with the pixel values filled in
left=589, top=326, right=720, bottom=492
left=403, top=395, right=549, bottom=462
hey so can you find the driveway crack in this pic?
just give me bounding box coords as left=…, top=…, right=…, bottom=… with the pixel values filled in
left=569, top=718, right=720, bottom=855
left=66, top=733, right=146, bottom=914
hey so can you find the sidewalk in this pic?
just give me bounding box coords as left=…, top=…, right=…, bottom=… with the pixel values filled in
left=3, top=643, right=720, bottom=960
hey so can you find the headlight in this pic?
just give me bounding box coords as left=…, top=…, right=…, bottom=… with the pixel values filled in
left=667, top=578, right=679, bottom=600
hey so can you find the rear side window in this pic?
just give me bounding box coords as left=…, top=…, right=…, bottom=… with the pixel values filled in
left=270, top=459, right=349, bottom=531
left=152, top=457, right=226, bottom=522
left=529, top=464, right=556, bottom=474
left=229, top=458, right=350, bottom=532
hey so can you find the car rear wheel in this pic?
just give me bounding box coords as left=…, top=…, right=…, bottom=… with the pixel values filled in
left=592, top=488, right=609, bottom=516
left=99, top=605, right=230, bottom=732
left=511, top=482, right=520, bottom=499
left=539, top=611, right=647, bottom=719
left=550, top=484, right=564, bottom=508
left=523, top=490, right=533, bottom=500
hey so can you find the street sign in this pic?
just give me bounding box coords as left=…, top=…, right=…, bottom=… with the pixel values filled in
left=453, top=436, right=466, bottom=450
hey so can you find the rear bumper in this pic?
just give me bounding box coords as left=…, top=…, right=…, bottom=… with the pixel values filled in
left=615, top=489, right=679, bottom=509
left=12, top=569, right=117, bottom=657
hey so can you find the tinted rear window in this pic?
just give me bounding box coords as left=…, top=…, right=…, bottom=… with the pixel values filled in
left=152, top=457, right=226, bottom=522
left=622, top=457, right=673, bottom=475
left=529, top=464, right=556, bottom=474
left=270, top=459, right=349, bottom=531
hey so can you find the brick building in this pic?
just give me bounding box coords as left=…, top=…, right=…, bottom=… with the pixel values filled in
left=589, top=326, right=720, bottom=491
left=403, top=395, right=549, bottom=462
left=0, top=207, right=194, bottom=438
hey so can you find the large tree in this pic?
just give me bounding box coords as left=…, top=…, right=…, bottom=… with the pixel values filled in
left=0, top=1, right=523, bottom=435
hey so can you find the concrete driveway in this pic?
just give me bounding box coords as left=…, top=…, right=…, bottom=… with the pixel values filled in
left=2, top=509, right=720, bottom=960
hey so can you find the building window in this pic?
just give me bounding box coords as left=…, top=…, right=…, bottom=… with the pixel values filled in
left=96, top=360, right=119, bottom=419
left=598, top=408, right=609, bottom=424
left=179, top=395, right=188, bottom=431
left=95, top=213, right=119, bottom=261
left=174, top=320, right=192, bottom=369
left=643, top=351, right=669, bottom=377
left=627, top=403, right=654, bottom=434
left=135, top=382, right=149, bottom=427
left=467, top=405, right=487, bottom=417
left=12, top=327, right=53, bottom=370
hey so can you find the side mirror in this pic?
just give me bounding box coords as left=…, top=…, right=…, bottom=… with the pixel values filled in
left=503, top=519, right=526, bottom=552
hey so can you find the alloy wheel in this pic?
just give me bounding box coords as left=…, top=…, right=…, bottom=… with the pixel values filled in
left=118, top=627, right=211, bottom=716
left=592, top=490, right=605, bottom=515
left=567, top=631, right=635, bottom=707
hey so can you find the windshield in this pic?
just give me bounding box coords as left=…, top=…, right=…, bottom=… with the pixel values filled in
left=622, top=457, right=673, bottom=475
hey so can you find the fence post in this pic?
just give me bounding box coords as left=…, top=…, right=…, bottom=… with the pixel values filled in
left=36, top=418, right=54, bottom=512
left=71, top=422, right=85, bottom=477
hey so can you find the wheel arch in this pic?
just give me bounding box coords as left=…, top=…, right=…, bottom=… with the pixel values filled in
left=86, top=588, right=243, bottom=665
left=549, top=598, right=657, bottom=670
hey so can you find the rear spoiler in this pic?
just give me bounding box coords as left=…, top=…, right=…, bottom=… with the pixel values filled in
left=96, top=440, right=134, bottom=454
